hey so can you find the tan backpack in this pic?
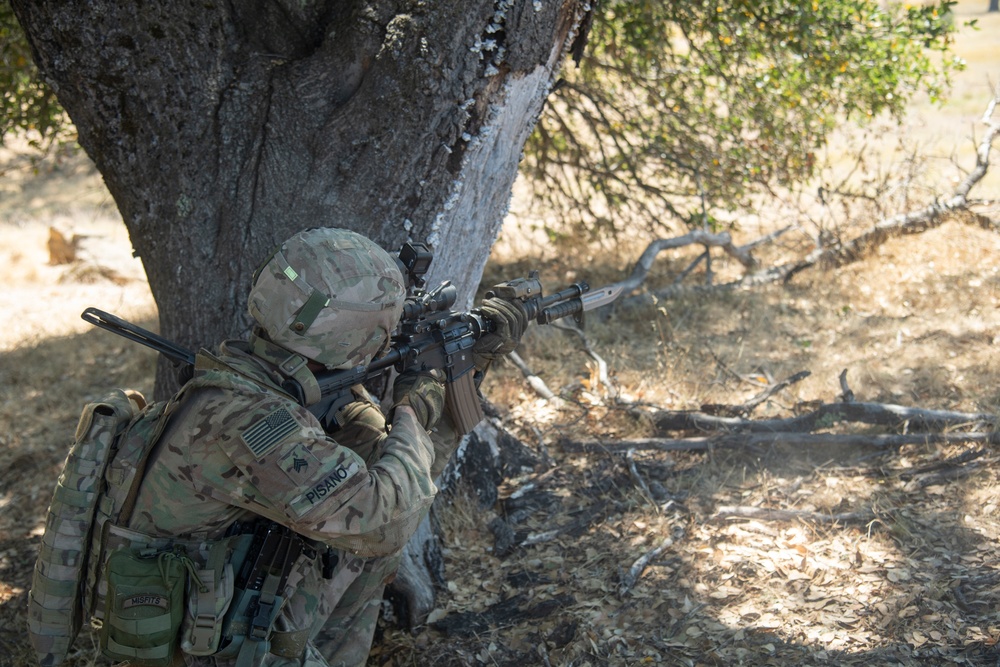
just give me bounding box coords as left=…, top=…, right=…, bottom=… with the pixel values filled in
left=25, top=385, right=201, bottom=666
left=27, top=374, right=310, bottom=667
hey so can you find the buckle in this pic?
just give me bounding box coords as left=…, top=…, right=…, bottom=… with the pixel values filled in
left=279, top=354, right=308, bottom=377
left=189, top=613, right=217, bottom=651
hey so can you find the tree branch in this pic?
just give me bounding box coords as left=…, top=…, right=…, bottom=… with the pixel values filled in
left=711, top=505, right=876, bottom=524
left=578, top=89, right=1000, bottom=305
left=561, top=431, right=1000, bottom=454
left=647, top=400, right=996, bottom=434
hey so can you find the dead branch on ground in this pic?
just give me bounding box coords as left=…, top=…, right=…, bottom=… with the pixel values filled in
left=510, top=95, right=1000, bottom=415
left=710, top=505, right=876, bottom=525
left=618, top=532, right=679, bottom=597
left=570, top=90, right=1000, bottom=309
left=560, top=430, right=1000, bottom=454
left=647, top=395, right=996, bottom=433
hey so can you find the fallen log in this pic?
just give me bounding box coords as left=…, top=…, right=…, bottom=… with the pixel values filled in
left=711, top=505, right=876, bottom=524
left=647, top=401, right=997, bottom=434
left=560, top=431, right=1000, bottom=454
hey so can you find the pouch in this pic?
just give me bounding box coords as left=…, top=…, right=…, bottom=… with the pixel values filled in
left=179, top=534, right=250, bottom=656
left=100, top=548, right=189, bottom=667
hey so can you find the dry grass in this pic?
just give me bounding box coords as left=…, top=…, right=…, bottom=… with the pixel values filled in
left=408, top=210, right=1000, bottom=665
left=2, top=5, right=1000, bottom=665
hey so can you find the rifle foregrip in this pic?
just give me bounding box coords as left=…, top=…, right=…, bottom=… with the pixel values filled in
left=445, top=371, right=485, bottom=436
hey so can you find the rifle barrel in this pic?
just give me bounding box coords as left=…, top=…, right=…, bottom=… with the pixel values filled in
left=81, top=307, right=196, bottom=367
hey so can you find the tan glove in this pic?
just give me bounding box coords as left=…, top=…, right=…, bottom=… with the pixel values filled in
left=473, top=297, right=529, bottom=371
left=392, top=370, right=446, bottom=430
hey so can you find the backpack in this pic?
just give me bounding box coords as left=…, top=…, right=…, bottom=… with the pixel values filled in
left=27, top=375, right=318, bottom=667
left=26, top=387, right=192, bottom=665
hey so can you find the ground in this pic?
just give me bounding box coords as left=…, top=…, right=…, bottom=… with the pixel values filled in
left=2, top=4, right=1000, bottom=666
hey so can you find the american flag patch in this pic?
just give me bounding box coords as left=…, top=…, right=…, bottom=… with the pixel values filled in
left=241, top=408, right=297, bottom=458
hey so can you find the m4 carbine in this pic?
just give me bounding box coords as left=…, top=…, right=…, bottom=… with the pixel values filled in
left=82, top=243, right=623, bottom=435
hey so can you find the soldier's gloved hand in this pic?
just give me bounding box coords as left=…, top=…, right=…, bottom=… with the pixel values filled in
left=473, top=297, right=529, bottom=371
left=393, top=370, right=446, bottom=430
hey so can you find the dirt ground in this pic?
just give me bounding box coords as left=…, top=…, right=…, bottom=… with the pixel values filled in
left=2, top=5, right=1000, bottom=666
left=2, top=181, right=999, bottom=667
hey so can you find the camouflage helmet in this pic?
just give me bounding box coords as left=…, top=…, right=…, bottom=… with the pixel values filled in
left=248, top=228, right=406, bottom=369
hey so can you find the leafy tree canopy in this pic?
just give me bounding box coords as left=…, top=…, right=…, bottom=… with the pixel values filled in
left=0, top=1, right=66, bottom=147
left=524, top=0, right=967, bottom=239
left=1, top=0, right=967, bottom=238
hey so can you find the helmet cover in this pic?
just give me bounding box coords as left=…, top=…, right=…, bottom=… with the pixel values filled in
left=248, top=228, right=405, bottom=369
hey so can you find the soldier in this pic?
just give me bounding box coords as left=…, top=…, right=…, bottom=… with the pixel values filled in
left=124, top=227, right=527, bottom=666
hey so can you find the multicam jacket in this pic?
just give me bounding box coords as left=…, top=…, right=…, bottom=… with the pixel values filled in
left=129, top=340, right=438, bottom=554
left=122, top=340, right=439, bottom=663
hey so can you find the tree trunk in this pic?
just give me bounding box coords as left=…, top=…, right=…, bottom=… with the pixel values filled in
left=991, top=0, right=999, bottom=12
left=10, top=0, right=590, bottom=397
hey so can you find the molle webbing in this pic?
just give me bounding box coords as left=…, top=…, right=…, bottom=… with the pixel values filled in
left=29, top=375, right=226, bottom=667
left=27, top=389, right=141, bottom=667
left=86, top=377, right=214, bottom=627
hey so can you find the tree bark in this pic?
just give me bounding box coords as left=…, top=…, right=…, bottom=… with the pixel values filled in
left=10, top=0, right=591, bottom=396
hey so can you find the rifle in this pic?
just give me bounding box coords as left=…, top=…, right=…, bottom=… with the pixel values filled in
left=82, top=243, right=624, bottom=434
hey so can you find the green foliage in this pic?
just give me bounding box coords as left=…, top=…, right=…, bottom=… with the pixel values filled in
left=0, top=1, right=70, bottom=148
left=524, top=0, right=965, bottom=240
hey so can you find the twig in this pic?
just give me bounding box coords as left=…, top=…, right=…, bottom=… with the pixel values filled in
left=508, top=350, right=559, bottom=401
left=520, top=502, right=607, bottom=548
left=674, top=251, right=707, bottom=284
left=625, top=448, right=656, bottom=507
left=838, top=369, right=855, bottom=403
left=902, top=463, right=983, bottom=491
left=611, top=228, right=756, bottom=299
left=551, top=320, right=617, bottom=400
left=618, top=534, right=676, bottom=597
left=703, top=370, right=811, bottom=417
left=897, top=447, right=989, bottom=480
left=744, top=371, right=810, bottom=412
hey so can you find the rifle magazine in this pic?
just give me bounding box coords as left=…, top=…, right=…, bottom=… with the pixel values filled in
left=445, top=372, right=485, bottom=436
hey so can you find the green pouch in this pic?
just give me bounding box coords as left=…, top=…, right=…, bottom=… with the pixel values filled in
left=100, top=548, right=189, bottom=667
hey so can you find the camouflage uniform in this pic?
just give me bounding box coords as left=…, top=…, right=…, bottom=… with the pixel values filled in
left=125, top=229, right=458, bottom=667
left=127, top=340, right=448, bottom=667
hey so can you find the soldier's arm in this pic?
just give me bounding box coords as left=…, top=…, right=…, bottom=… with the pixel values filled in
left=215, top=392, right=436, bottom=557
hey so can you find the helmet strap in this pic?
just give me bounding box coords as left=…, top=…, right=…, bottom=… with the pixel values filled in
left=248, top=331, right=322, bottom=406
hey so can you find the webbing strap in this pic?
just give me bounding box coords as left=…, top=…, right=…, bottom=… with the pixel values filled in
left=105, top=636, right=171, bottom=660
left=26, top=600, right=74, bottom=626
left=186, top=570, right=218, bottom=653
left=290, top=289, right=330, bottom=334
left=234, top=634, right=269, bottom=667
left=38, top=542, right=83, bottom=567
left=251, top=574, right=282, bottom=641
left=243, top=335, right=321, bottom=406
left=29, top=569, right=78, bottom=597
left=52, top=484, right=96, bottom=510
left=117, top=388, right=193, bottom=526
left=109, top=612, right=173, bottom=635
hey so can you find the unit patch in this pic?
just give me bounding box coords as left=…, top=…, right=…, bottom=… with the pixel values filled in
left=241, top=408, right=298, bottom=459
left=122, top=594, right=169, bottom=610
